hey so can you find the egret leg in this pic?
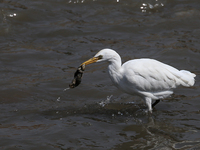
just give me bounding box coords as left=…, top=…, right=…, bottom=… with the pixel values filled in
left=152, top=100, right=160, bottom=108
left=145, top=97, right=152, bottom=113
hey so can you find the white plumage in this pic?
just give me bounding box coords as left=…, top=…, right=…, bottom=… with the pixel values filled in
left=81, top=48, right=196, bottom=112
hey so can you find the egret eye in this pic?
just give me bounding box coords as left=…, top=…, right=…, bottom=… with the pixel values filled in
left=97, top=55, right=103, bottom=59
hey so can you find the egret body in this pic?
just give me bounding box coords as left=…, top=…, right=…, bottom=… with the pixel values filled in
left=81, top=49, right=196, bottom=112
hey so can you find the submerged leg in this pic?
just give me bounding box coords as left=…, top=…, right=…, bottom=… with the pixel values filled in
left=152, top=100, right=160, bottom=108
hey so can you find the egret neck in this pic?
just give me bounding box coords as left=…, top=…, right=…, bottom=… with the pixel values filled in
left=107, top=52, right=123, bottom=88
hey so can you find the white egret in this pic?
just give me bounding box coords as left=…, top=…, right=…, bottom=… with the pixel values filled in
left=81, top=48, right=196, bottom=112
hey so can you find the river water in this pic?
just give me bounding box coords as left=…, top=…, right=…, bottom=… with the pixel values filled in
left=0, top=0, right=200, bottom=149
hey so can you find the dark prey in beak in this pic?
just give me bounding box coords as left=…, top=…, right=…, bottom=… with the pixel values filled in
left=69, top=64, right=85, bottom=88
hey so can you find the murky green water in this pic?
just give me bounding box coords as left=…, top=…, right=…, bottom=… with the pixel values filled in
left=0, top=0, right=200, bottom=149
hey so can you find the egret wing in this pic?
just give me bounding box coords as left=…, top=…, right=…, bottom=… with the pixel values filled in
left=122, top=59, right=179, bottom=92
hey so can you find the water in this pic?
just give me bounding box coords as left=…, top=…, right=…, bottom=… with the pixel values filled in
left=0, top=0, right=200, bottom=149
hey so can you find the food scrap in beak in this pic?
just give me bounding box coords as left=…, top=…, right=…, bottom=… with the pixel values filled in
left=69, top=55, right=101, bottom=88
left=69, top=64, right=85, bottom=88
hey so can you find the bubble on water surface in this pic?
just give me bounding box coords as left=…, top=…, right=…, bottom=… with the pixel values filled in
left=118, top=111, right=123, bottom=116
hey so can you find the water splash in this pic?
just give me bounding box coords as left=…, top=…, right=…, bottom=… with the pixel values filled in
left=99, top=95, right=113, bottom=107
left=140, top=0, right=165, bottom=13
left=8, top=13, right=17, bottom=18
left=68, top=0, right=120, bottom=4
left=55, top=88, right=71, bottom=102
left=63, top=87, right=70, bottom=91
left=68, top=0, right=85, bottom=3
left=57, top=97, right=61, bottom=102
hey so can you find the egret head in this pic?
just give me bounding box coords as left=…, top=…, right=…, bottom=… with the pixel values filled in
left=81, top=48, right=119, bottom=66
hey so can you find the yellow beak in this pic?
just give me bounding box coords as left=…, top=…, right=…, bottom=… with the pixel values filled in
left=81, top=57, right=99, bottom=66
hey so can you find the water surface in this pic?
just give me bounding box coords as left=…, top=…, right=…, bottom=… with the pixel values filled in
left=0, top=0, right=200, bottom=149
